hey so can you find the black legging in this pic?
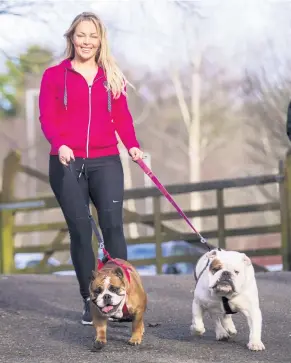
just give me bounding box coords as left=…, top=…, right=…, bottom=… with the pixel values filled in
left=49, top=154, right=127, bottom=300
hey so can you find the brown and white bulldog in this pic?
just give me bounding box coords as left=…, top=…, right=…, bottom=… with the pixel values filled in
left=89, top=258, right=147, bottom=350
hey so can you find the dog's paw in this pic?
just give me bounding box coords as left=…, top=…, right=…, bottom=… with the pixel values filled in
left=222, top=318, right=237, bottom=336
left=227, top=328, right=237, bottom=337
left=216, top=333, right=230, bottom=341
left=216, top=327, right=230, bottom=341
left=128, top=336, right=142, bottom=346
left=91, top=340, right=106, bottom=351
left=190, top=323, right=205, bottom=336
left=226, top=326, right=237, bottom=336
left=247, top=340, right=265, bottom=351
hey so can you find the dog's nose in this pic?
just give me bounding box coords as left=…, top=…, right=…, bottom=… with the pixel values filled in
left=103, top=294, right=112, bottom=305
left=221, top=271, right=231, bottom=279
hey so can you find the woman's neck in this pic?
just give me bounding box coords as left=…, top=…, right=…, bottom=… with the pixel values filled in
left=71, top=56, right=97, bottom=70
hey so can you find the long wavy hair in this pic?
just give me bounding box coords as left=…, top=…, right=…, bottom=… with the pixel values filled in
left=64, top=12, right=129, bottom=98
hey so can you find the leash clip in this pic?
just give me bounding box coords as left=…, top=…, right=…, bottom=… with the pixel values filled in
left=200, top=236, right=207, bottom=244
left=200, top=236, right=212, bottom=251
left=78, top=163, right=85, bottom=179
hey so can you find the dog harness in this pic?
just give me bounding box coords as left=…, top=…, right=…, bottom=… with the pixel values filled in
left=221, top=297, right=236, bottom=315
left=194, top=255, right=237, bottom=315
left=97, top=252, right=132, bottom=283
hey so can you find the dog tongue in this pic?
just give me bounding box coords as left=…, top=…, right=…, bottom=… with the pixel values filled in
left=102, top=305, right=114, bottom=313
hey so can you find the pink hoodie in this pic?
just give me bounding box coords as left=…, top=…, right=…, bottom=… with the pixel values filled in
left=39, top=59, right=140, bottom=158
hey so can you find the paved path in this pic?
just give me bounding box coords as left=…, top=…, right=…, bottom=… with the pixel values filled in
left=0, top=272, right=290, bottom=363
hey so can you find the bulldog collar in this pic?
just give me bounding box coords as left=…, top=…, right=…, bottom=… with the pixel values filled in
left=222, top=297, right=237, bottom=315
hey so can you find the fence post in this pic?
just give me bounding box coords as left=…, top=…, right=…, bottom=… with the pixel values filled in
left=0, top=151, right=21, bottom=274
left=216, top=188, right=226, bottom=249
left=281, top=152, right=291, bottom=271
left=153, top=196, right=163, bottom=274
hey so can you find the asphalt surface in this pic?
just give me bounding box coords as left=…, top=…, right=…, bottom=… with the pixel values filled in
left=0, top=272, right=290, bottom=363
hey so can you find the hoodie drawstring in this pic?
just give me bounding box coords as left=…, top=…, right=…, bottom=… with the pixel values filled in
left=104, top=80, right=112, bottom=113
left=64, top=68, right=68, bottom=110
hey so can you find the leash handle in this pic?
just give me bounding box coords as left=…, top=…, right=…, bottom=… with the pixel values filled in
left=136, top=158, right=208, bottom=247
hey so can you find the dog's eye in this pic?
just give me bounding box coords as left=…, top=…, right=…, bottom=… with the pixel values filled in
left=234, top=270, right=239, bottom=275
left=212, top=267, right=221, bottom=274
left=94, top=287, right=103, bottom=295
left=109, top=285, right=120, bottom=294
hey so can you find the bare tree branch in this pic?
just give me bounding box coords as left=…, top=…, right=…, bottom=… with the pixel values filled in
left=0, top=1, right=35, bottom=15
left=170, top=70, right=191, bottom=129
left=171, top=0, right=206, bottom=19
left=240, top=38, right=291, bottom=204
left=0, top=0, right=52, bottom=25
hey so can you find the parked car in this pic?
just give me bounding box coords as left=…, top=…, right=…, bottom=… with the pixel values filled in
left=14, top=240, right=204, bottom=276
left=265, top=264, right=282, bottom=272
left=126, top=240, right=205, bottom=275
left=54, top=240, right=204, bottom=276
left=14, top=249, right=284, bottom=276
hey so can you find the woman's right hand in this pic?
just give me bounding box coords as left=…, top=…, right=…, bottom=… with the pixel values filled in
left=58, top=145, right=75, bottom=166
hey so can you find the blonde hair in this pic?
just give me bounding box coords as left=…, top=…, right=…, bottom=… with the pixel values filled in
left=64, top=12, right=129, bottom=98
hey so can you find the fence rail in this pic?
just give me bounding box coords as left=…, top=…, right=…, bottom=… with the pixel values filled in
left=0, top=150, right=291, bottom=275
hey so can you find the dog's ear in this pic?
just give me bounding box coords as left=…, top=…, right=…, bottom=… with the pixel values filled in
left=242, top=253, right=252, bottom=266
left=206, top=249, right=218, bottom=260
left=114, top=267, right=124, bottom=280
left=91, top=270, right=98, bottom=280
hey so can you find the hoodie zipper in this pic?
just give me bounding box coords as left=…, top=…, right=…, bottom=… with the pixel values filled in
left=86, top=85, right=92, bottom=158
left=86, top=75, right=103, bottom=158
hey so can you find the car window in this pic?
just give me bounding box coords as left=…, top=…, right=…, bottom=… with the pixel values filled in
left=127, top=246, right=155, bottom=260
left=171, top=245, right=189, bottom=256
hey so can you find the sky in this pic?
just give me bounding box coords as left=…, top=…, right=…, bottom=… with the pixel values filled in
left=0, top=0, right=291, bottom=76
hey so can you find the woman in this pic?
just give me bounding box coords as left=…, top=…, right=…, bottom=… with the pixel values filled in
left=38, top=11, right=143, bottom=325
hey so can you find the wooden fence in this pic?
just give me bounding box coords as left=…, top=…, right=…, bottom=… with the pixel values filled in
left=0, top=149, right=291, bottom=275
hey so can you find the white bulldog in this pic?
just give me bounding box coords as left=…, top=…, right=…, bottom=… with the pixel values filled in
left=190, top=248, right=265, bottom=351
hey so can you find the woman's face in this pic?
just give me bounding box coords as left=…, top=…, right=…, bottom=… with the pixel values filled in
left=72, top=20, right=100, bottom=62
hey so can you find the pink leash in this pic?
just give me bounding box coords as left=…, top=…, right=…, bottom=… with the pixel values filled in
left=136, top=158, right=210, bottom=250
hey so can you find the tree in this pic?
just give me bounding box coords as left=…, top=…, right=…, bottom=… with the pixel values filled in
left=0, top=0, right=33, bottom=16
left=161, top=1, right=239, bottom=230
left=240, top=68, right=290, bottom=199
left=0, top=0, right=48, bottom=20
left=105, top=0, right=243, bottom=234
left=237, top=38, right=291, bottom=228
left=240, top=35, right=291, bottom=185
left=0, top=45, right=53, bottom=118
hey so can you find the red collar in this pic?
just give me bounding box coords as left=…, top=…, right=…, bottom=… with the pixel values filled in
left=97, top=249, right=132, bottom=283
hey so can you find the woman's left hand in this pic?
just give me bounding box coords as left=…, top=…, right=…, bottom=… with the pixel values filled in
left=129, top=147, right=144, bottom=161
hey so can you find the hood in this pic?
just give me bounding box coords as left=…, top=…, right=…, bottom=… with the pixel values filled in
left=59, top=58, right=73, bottom=69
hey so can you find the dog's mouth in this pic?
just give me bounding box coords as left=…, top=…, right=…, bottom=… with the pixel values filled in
left=212, top=279, right=236, bottom=295
left=93, top=300, right=123, bottom=315
left=101, top=304, right=118, bottom=314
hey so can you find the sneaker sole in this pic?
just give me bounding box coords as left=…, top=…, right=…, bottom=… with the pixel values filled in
left=81, top=320, right=93, bottom=326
